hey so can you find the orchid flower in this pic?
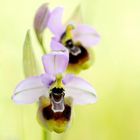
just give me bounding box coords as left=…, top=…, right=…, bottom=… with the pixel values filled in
left=47, top=7, right=100, bottom=73
left=12, top=48, right=96, bottom=133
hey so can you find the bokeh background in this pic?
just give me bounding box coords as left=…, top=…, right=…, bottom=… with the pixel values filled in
left=0, top=0, right=140, bottom=140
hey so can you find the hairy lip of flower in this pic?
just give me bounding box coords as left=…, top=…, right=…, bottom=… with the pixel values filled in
left=42, top=103, right=71, bottom=121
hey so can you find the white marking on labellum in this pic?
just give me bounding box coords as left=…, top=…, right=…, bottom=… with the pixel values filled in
left=50, top=88, right=65, bottom=112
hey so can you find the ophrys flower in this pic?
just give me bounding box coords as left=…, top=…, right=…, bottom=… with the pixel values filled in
left=12, top=49, right=96, bottom=133
left=47, top=7, right=100, bottom=73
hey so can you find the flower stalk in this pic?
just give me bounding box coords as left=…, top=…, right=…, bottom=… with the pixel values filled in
left=42, top=129, right=51, bottom=140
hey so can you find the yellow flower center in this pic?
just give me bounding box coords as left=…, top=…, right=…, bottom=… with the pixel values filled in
left=61, top=24, right=75, bottom=45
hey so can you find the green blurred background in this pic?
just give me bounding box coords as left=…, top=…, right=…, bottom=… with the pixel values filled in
left=0, top=0, right=140, bottom=140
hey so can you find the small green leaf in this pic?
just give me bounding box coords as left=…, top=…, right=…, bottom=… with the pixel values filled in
left=23, top=30, right=39, bottom=77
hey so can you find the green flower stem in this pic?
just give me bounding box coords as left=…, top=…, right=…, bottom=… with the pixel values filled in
left=42, top=129, right=51, bottom=140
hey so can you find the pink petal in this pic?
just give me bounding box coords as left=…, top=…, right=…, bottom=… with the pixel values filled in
left=41, top=73, right=56, bottom=88
left=72, top=24, right=100, bottom=47
left=42, top=51, right=69, bottom=75
left=50, top=39, right=69, bottom=57
left=48, top=7, right=65, bottom=39
left=12, top=76, right=48, bottom=104
left=63, top=74, right=97, bottom=104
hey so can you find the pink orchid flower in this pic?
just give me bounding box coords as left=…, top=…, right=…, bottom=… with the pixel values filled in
left=12, top=48, right=96, bottom=133
left=47, top=7, right=100, bottom=73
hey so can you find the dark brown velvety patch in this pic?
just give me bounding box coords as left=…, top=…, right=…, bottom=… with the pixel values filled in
left=69, top=45, right=89, bottom=64
left=42, top=104, right=71, bottom=121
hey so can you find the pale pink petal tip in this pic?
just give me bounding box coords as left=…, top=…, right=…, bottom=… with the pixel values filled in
left=72, top=24, right=100, bottom=47
left=12, top=76, right=48, bottom=104
left=63, top=74, right=97, bottom=105
left=47, top=7, right=65, bottom=38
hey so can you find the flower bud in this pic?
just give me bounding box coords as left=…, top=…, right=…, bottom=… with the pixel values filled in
left=34, top=3, right=50, bottom=34
left=34, top=3, right=50, bottom=46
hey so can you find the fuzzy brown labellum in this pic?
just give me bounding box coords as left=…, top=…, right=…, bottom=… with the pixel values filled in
left=37, top=96, right=73, bottom=133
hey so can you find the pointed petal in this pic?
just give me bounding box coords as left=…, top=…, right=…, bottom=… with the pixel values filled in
left=42, top=51, right=69, bottom=75
left=50, top=39, right=69, bottom=57
left=63, top=74, right=97, bottom=105
left=12, top=76, right=48, bottom=104
left=48, top=7, right=65, bottom=38
left=41, top=73, right=56, bottom=88
left=72, top=24, right=100, bottom=47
